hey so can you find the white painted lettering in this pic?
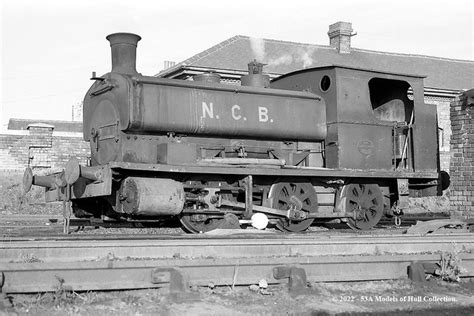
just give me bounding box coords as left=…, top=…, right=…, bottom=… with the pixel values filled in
left=202, top=102, right=214, bottom=119
left=231, top=105, right=242, bottom=120
left=258, top=106, right=269, bottom=122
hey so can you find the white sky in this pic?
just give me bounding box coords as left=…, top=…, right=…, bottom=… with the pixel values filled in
left=1, top=0, right=473, bottom=130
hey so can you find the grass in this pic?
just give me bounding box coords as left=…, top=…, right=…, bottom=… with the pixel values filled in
left=435, top=250, right=468, bottom=282
left=0, top=171, right=61, bottom=215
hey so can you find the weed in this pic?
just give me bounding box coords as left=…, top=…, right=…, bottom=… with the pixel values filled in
left=52, top=276, right=75, bottom=306
left=435, top=250, right=467, bottom=282
left=20, top=253, right=43, bottom=263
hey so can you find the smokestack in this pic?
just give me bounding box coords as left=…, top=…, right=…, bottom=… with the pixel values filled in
left=241, top=60, right=270, bottom=88
left=106, top=33, right=141, bottom=74
left=328, top=22, right=354, bottom=54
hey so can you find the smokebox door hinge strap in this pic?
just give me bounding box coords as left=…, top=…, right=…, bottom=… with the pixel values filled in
left=91, top=80, right=114, bottom=96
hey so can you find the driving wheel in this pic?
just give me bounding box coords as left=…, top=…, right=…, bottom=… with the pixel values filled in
left=340, top=183, right=384, bottom=230
left=269, top=182, right=318, bottom=232
left=180, top=214, right=224, bottom=233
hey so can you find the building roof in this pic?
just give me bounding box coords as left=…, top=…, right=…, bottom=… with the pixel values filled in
left=8, top=118, right=83, bottom=133
left=158, top=35, right=474, bottom=91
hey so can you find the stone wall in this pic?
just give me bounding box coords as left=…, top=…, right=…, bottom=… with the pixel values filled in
left=0, top=124, right=89, bottom=172
left=449, top=90, right=474, bottom=218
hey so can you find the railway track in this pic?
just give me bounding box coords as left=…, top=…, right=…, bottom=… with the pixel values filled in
left=2, top=233, right=473, bottom=262
left=1, top=213, right=449, bottom=223
left=1, top=233, right=473, bottom=294
left=0, top=213, right=452, bottom=237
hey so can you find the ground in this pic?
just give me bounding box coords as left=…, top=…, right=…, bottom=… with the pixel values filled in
left=0, top=172, right=60, bottom=216
left=3, top=279, right=474, bottom=315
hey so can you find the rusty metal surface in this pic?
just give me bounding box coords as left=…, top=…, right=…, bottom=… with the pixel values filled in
left=107, top=161, right=439, bottom=179
left=133, top=77, right=326, bottom=141
left=70, top=165, right=112, bottom=200
left=271, top=66, right=424, bottom=125
left=271, top=66, right=438, bottom=174
left=412, top=102, right=438, bottom=173
left=106, top=33, right=141, bottom=75
left=118, top=177, right=185, bottom=216
left=2, top=253, right=474, bottom=293
left=326, top=123, right=393, bottom=170
left=241, top=60, right=270, bottom=88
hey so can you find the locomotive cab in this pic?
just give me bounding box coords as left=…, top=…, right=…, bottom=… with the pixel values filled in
left=271, top=65, right=439, bottom=177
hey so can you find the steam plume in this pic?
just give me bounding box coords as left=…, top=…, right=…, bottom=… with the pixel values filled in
left=249, top=37, right=265, bottom=61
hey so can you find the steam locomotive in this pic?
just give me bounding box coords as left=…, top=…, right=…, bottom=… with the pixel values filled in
left=24, top=33, right=448, bottom=233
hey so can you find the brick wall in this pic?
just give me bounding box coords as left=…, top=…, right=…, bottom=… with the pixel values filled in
left=449, top=91, right=474, bottom=218
left=0, top=124, right=89, bottom=172
left=328, top=22, right=353, bottom=54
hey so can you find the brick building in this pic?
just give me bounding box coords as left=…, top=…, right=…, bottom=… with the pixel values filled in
left=449, top=90, right=474, bottom=216
left=157, top=22, right=474, bottom=172
left=0, top=119, right=88, bottom=171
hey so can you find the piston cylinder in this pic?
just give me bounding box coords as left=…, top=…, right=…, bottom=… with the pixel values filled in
left=118, top=177, right=185, bottom=216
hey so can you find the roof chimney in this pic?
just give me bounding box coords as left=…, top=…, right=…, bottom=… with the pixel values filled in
left=328, top=22, right=354, bottom=54
left=163, top=60, right=176, bottom=70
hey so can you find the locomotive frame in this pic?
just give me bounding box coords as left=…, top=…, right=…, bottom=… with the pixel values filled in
left=24, top=33, right=447, bottom=233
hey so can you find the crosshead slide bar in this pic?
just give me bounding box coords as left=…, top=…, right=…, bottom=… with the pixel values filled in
left=2, top=253, right=474, bottom=293
left=1, top=234, right=474, bottom=263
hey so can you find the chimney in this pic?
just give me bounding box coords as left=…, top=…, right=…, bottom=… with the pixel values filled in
left=328, top=22, right=354, bottom=54
left=72, top=102, right=83, bottom=121
left=240, top=60, right=270, bottom=88
left=163, top=60, right=176, bottom=70
left=106, top=33, right=141, bottom=74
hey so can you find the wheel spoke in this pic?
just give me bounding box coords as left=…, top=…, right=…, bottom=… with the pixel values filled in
left=368, top=207, right=378, bottom=218
left=348, top=201, right=358, bottom=212
left=283, top=183, right=294, bottom=195
left=365, top=189, right=376, bottom=202
left=343, top=184, right=383, bottom=231
left=301, top=205, right=314, bottom=213
left=278, top=195, right=290, bottom=204
left=363, top=210, right=371, bottom=222
left=271, top=182, right=317, bottom=232
left=299, top=190, right=312, bottom=203
left=348, top=197, right=359, bottom=205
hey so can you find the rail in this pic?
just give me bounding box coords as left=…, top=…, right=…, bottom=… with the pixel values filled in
left=1, top=234, right=473, bottom=293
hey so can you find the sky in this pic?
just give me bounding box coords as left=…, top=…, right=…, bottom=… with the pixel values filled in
left=1, top=0, right=473, bottom=130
